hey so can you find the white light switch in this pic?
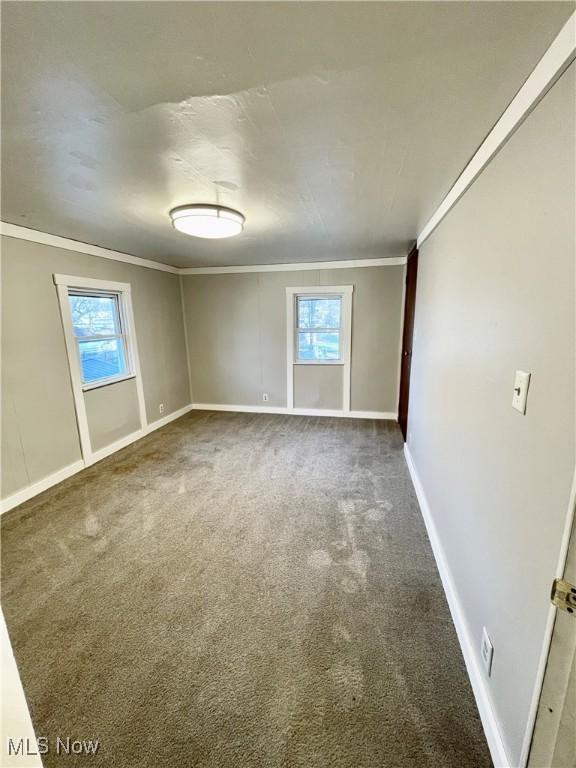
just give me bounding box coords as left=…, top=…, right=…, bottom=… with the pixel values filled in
left=512, top=370, right=531, bottom=414
left=481, top=627, right=494, bottom=677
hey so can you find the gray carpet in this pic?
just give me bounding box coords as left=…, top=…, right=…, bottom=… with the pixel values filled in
left=1, top=411, right=492, bottom=768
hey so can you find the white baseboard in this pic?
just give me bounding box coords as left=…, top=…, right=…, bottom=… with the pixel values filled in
left=145, top=403, right=194, bottom=433
left=1, top=402, right=388, bottom=514
left=88, top=429, right=146, bottom=465
left=0, top=459, right=85, bottom=515
left=403, top=444, right=513, bottom=768
left=349, top=409, right=397, bottom=420
left=192, top=403, right=397, bottom=420
left=87, top=404, right=195, bottom=465
left=0, top=404, right=194, bottom=515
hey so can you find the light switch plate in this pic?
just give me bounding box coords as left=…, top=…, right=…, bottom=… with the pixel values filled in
left=481, top=627, right=494, bottom=677
left=512, top=370, right=531, bottom=414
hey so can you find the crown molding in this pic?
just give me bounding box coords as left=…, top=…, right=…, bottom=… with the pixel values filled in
left=1, top=222, right=406, bottom=274
left=179, top=257, right=406, bottom=275
left=417, top=11, right=576, bottom=248
left=0, top=222, right=179, bottom=274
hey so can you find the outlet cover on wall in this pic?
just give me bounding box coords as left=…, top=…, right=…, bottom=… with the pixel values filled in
left=159, top=403, right=165, bottom=414
left=262, top=393, right=269, bottom=402
left=481, top=627, right=494, bottom=677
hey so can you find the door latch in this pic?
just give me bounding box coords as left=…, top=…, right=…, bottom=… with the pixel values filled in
left=551, top=578, right=576, bottom=615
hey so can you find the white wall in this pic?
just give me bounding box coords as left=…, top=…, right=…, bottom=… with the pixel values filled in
left=1, top=611, right=42, bottom=767
left=407, top=63, right=575, bottom=765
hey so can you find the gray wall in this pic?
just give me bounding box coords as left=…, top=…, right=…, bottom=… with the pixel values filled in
left=84, top=378, right=142, bottom=453
left=294, top=365, right=343, bottom=410
left=1, top=237, right=191, bottom=498
left=182, top=265, right=404, bottom=412
left=407, top=64, right=575, bottom=764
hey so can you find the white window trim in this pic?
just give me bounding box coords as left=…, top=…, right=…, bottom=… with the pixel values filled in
left=294, top=293, right=344, bottom=366
left=67, top=287, right=134, bottom=391
left=54, top=274, right=147, bottom=464
left=286, top=286, right=353, bottom=413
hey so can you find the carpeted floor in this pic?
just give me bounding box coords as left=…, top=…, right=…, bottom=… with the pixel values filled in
left=1, top=411, right=492, bottom=768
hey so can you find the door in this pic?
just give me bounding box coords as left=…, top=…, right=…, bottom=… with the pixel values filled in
left=398, top=246, right=418, bottom=441
left=528, top=474, right=576, bottom=768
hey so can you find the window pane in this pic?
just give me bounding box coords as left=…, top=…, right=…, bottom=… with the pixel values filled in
left=69, top=294, right=120, bottom=337
left=297, top=297, right=341, bottom=329
left=78, top=338, right=127, bottom=383
left=297, top=331, right=340, bottom=361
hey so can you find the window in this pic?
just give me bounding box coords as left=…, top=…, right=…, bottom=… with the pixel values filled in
left=54, top=274, right=145, bottom=462
left=296, top=295, right=342, bottom=362
left=68, top=291, right=131, bottom=387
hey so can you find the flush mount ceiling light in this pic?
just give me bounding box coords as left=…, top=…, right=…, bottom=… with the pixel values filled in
left=169, top=204, right=245, bottom=239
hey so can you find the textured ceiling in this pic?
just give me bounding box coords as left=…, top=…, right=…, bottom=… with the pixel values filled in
left=1, top=1, right=572, bottom=268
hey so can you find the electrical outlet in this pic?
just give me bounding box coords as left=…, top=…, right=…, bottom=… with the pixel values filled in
left=159, top=403, right=165, bottom=414
left=481, top=627, right=494, bottom=677
left=262, top=393, right=269, bottom=402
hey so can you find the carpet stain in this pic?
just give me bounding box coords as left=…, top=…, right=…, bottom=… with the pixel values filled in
left=1, top=412, right=492, bottom=768
left=339, top=574, right=360, bottom=594
left=331, top=621, right=352, bottom=645
left=307, top=550, right=332, bottom=569
left=345, top=549, right=370, bottom=585
left=83, top=514, right=101, bottom=538
left=329, top=658, right=364, bottom=710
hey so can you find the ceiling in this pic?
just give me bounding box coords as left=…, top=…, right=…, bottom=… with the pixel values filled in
left=1, top=2, right=572, bottom=268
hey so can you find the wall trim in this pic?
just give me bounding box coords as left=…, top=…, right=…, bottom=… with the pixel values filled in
left=192, top=403, right=397, bottom=420
left=145, top=403, right=194, bottom=433
left=179, top=275, right=195, bottom=405
left=79, top=404, right=196, bottom=465
left=0, top=402, right=391, bottom=514
left=0, top=405, right=194, bottom=515
left=403, top=444, right=512, bottom=768
left=89, top=428, right=146, bottom=465
left=1, top=222, right=407, bottom=275
left=54, top=273, right=148, bottom=466
left=417, top=11, right=576, bottom=248
left=180, top=257, right=406, bottom=275
left=1, top=221, right=179, bottom=274
left=396, top=261, right=408, bottom=414
left=0, top=460, right=85, bottom=515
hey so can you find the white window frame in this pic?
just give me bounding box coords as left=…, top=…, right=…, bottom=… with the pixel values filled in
left=67, top=288, right=134, bottom=391
left=286, top=285, right=353, bottom=413
left=294, top=294, right=344, bottom=365
left=54, top=274, right=147, bottom=464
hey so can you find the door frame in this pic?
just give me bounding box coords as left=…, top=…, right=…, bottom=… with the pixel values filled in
left=398, top=246, right=418, bottom=441
left=525, top=466, right=576, bottom=766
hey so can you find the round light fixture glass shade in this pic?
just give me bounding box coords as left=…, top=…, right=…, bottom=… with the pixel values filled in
left=169, top=205, right=245, bottom=239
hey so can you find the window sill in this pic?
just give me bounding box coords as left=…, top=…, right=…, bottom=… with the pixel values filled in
left=82, top=374, right=136, bottom=392
left=294, top=360, right=344, bottom=366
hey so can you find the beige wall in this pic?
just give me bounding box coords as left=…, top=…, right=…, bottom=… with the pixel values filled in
left=407, top=65, right=575, bottom=764
left=182, top=265, right=404, bottom=412
left=1, top=237, right=191, bottom=498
